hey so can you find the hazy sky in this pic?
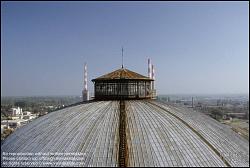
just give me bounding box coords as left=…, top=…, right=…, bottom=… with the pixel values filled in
left=1, top=1, right=249, bottom=96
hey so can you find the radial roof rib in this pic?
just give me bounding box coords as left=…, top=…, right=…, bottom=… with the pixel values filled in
left=1, top=101, right=120, bottom=167
left=126, top=101, right=226, bottom=167
left=149, top=100, right=249, bottom=167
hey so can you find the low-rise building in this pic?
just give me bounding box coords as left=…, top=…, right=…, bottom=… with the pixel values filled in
left=22, top=111, right=31, bottom=116
left=8, top=107, right=22, bottom=116
left=1, top=120, right=26, bottom=129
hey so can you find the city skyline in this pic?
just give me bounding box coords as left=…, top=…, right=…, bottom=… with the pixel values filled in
left=1, top=1, right=249, bottom=96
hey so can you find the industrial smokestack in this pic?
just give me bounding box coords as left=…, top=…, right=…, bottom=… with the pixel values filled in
left=152, top=64, right=155, bottom=90
left=192, top=97, right=194, bottom=108
left=152, top=64, right=155, bottom=80
left=82, top=63, right=89, bottom=101
left=148, top=58, right=152, bottom=79
left=84, top=63, right=87, bottom=90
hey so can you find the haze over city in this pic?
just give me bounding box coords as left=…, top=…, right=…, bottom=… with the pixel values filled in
left=1, top=1, right=249, bottom=96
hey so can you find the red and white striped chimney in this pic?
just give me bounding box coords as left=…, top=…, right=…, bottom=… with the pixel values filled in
left=148, top=58, right=152, bottom=79
left=151, top=64, right=155, bottom=90
left=84, top=63, right=87, bottom=90
left=82, top=63, right=89, bottom=101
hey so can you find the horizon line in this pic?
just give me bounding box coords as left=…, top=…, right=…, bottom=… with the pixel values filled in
left=1, top=93, right=249, bottom=98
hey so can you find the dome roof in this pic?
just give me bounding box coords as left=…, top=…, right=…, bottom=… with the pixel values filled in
left=1, top=100, right=249, bottom=167
left=92, top=68, right=153, bottom=81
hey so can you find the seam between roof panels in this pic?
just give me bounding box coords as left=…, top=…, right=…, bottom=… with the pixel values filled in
left=146, top=100, right=231, bottom=167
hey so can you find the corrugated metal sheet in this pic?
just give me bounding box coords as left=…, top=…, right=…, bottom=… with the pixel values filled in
left=126, top=101, right=225, bottom=167
left=1, top=101, right=120, bottom=167
left=1, top=100, right=249, bottom=167
left=150, top=101, right=249, bottom=167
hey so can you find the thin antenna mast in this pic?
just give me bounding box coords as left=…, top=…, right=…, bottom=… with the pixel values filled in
left=122, top=47, right=124, bottom=68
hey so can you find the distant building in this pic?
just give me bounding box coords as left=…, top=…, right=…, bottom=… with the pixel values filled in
left=1, top=120, right=27, bottom=129
left=39, top=111, right=48, bottom=116
left=21, top=111, right=37, bottom=120
left=22, top=115, right=36, bottom=120
left=8, top=107, right=22, bottom=116
left=1, top=125, right=9, bottom=134
left=22, top=111, right=30, bottom=115
left=46, top=105, right=54, bottom=109
left=1, top=110, right=38, bottom=134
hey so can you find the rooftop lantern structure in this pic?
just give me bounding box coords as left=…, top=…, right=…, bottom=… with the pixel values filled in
left=92, top=68, right=155, bottom=100
left=92, top=48, right=156, bottom=100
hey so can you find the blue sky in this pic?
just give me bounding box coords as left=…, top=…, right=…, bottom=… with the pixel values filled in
left=1, top=1, right=249, bottom=96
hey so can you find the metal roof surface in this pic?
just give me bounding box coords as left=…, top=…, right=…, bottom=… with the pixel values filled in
left=92, top=68, right=152, bottom=81
left=1, top=100, right=249, bottom=167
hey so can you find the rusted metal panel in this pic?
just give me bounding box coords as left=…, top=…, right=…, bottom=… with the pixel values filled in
left=92, top=68, right=153, bottom=81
